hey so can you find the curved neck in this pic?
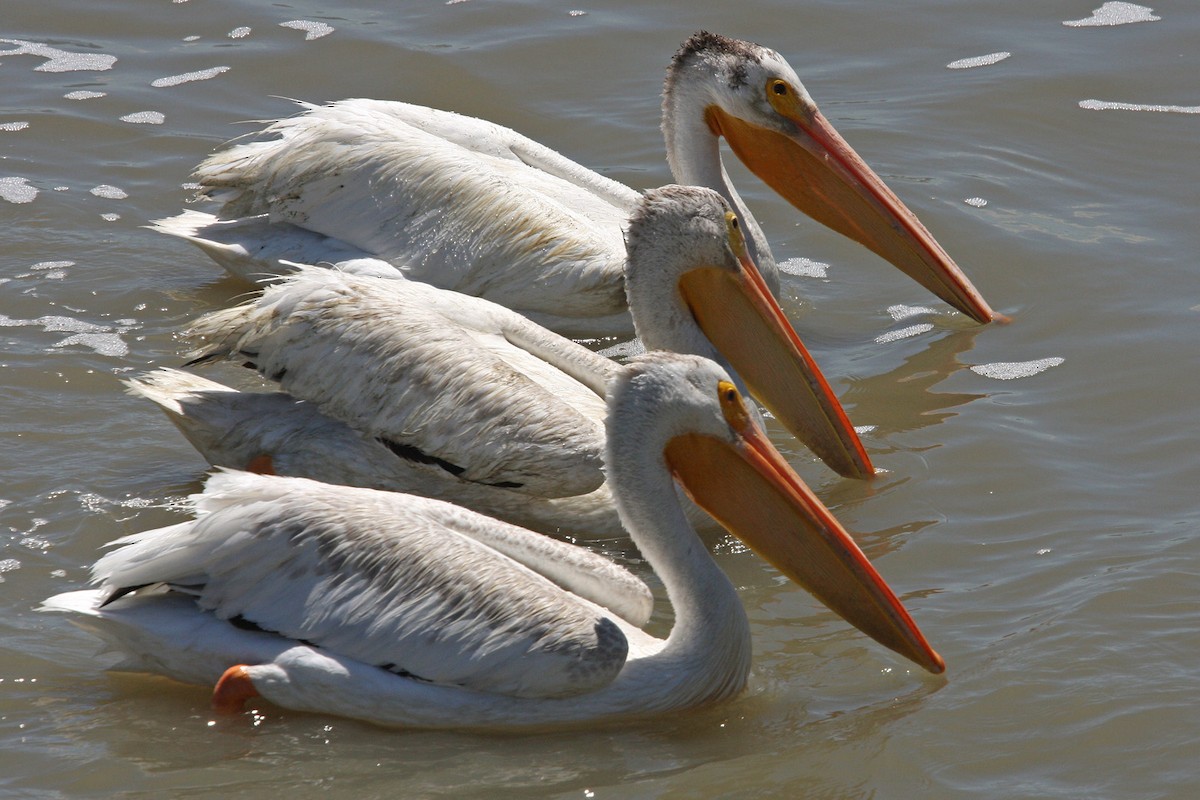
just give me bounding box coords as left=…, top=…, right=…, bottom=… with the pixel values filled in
left=249, top=385, right=756, bottom=729
left=661, top=95, right=780, bottom=293
left=634, top=299, right=751, bottom=403
left=608, top=413, right=752, bottom=698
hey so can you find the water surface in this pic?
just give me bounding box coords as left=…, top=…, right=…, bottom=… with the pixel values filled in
left=2, top=1, right=1197, bottom=797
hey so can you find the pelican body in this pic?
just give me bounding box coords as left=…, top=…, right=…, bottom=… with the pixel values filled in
left=146, top=187, right=871, bottom=542
left=154, top=31, right=997, bottom=337
left=45, top=354, right=943, bottom=729
left=125, top=368, right=635, bottom=538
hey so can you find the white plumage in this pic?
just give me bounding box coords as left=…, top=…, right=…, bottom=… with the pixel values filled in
left=46, top=353, right=943, bottom=728
left=124, top=368, right=632, bottom=538
left=153, top=31, right=997, bottom=338
left=187, top=267, right=613, bottom=497
left=136, top=186, right=873, bottom=543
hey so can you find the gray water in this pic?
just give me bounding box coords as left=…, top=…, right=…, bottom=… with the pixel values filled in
left=2, top=1, right=1197, bottom=797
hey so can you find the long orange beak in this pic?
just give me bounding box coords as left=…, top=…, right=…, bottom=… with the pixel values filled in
left=665, top=392, right=945, bottom=674
left=709, top=99, right=999, bottom=324
left=678, top=248, right=873, bottom=480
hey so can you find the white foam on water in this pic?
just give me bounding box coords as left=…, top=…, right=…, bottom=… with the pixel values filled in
left=1080, top=99, right=1200, bottom=114
left=0, top=177, right=37, bottom=204
left=597, top=339, right=645, bottom=359
left=0, top=39, right=117, bottom=72
left=1064, top=2, right=1159, bottom=26
left=280, top=20, right=334, bottom=40
left=875, top=323, right=934, bottom=343
left=887, top=304, right=936, bottom=321
left=31, top=261, right=73, bottom=280
left=778, top=257, right=829, bottom=278
left=151, top=66, right=230, bottom=87
left=120, top=111, right=165, bottom=124
left=90, top=185, right=128, bottom=199
left=52, top=332, right=129, bottom=357
left=0, top=314, right=131, bottom=357
left=947, top=52, right=1011, bottom=69
left=970, top=357, right=1065, bottom=380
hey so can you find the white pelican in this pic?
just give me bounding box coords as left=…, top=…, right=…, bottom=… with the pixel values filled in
left=153, top=187, right=870, bottom=542
left=126, top=367, right=641, bottom=539
left=152, top=31, right=998, bottom=337
left=45, top=353, right=943, bottom=728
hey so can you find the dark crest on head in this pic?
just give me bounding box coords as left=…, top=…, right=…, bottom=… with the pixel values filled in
left=670, top=31, right=764, bottom=89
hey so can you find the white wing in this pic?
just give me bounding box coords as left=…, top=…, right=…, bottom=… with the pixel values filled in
left=93, top=473, right=645, bottom=698
left=150, top=210, right=395, bottom=284
left=126, top=367, right=723, bottom=548
left=175, top=99, right=639, bottom=334
left=187, top=267, right=614, bottom=497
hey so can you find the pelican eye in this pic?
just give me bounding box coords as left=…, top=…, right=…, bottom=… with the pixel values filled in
left=766, top=79, right=797, bottom=115
left=717, top=380, right=751, bottom=430
left=724, top=211, right=748, bottom=258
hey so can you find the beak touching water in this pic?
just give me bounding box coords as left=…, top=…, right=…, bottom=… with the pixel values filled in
left=665, top=381, right=945, bottom=674
left=708, top=87, right=1001, bottom=325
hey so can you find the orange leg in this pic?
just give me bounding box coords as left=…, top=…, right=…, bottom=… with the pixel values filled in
left=212, top=664, right=259, bottom=714
left=245, top=454, right=276, bottom=475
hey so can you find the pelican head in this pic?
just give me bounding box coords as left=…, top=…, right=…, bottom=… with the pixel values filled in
left=664, top=31, right=998, bottom=324
left=626, top=185, right=872, bottom=480
left=608, top=352, right=944, bottom=675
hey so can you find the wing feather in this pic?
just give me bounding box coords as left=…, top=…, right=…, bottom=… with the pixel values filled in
left=186, top=268, right=609, bottom=497
left=94, top=473, right=631, bottom=698
left=195, top=100, right=636, bottom=318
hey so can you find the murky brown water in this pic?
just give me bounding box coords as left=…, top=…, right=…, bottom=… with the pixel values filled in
left=2, top=1, right=1198, bottom=797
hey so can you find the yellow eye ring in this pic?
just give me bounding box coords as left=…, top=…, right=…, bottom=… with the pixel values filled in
left=724, top=211, right=747, bottom=257
left=717, top=380, right=751, bottom=430
left=766, top=78, right=800, bottom=116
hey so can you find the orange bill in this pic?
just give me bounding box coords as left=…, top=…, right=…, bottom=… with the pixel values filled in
left=708, top=95, right=999, bottom=324
left=665, top=386, right=945, bottom=674
left=678, top=238, right=873, bottom=480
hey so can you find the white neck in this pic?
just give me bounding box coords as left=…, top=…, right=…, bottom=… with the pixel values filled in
left=632, top=286, right=751, bottom=402
left=246, top=359, right=755, bottom=728
left=606, top=406, right=753, bottom=709
left=662, top=85, right=780, bottom=293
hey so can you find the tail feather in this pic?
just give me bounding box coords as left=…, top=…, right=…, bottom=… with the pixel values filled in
left=150, top=209, right=398, bottom=284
